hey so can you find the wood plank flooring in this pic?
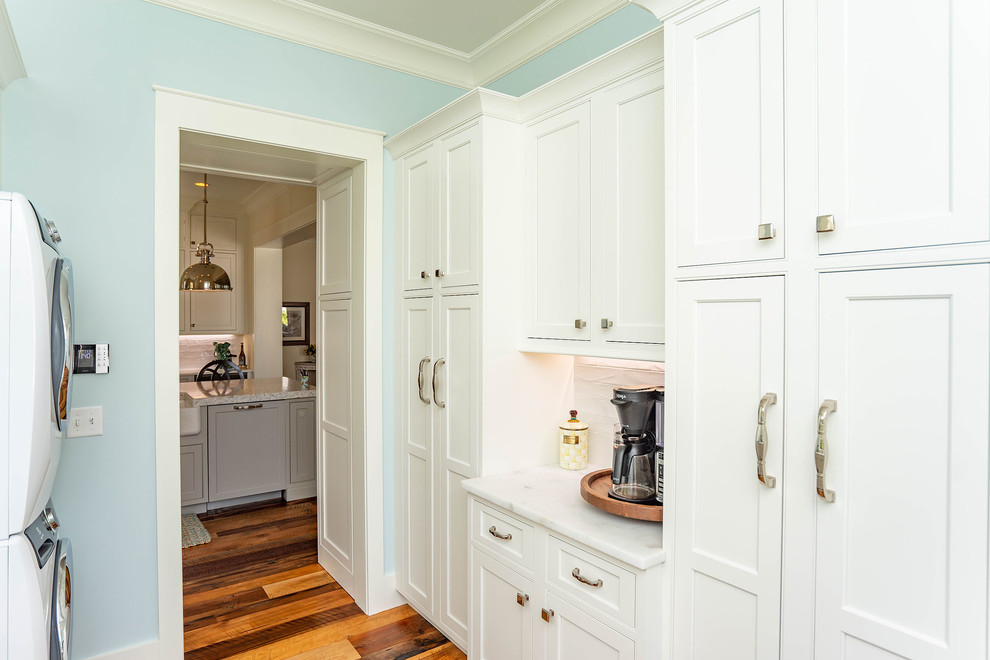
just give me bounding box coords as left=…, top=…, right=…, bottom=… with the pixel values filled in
left=183, top=498, right=466, bottom=660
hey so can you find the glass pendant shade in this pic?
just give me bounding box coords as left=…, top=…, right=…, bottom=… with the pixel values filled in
left=180, top=173, right=232, bottom=292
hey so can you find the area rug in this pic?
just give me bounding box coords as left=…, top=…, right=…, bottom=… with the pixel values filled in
left=181, top=513, right=212, bottom=549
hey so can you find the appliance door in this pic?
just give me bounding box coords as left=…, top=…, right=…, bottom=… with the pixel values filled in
left=49, top=538, right=72, bottom=660
left=50, top=259, right=73, bottom=432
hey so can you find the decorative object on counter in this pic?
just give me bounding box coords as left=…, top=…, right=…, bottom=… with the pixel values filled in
left=300, top=374, right=310, bottom=388
left=181, top=513, right=212, bottom=548
left=581, top=468, right=662, bottom=522
left=238, top=342, right=247, bottom=368
left=212, top=341, right=232, bottom=361
left=281, top=301, right=310, bottom=345
left=559, top=410, right=589, bottom=470
left=198, top=343, right=244, bottom=383
left=180, top=173, right=232, bottom=292
left=304, top=343, right=316, bottom=359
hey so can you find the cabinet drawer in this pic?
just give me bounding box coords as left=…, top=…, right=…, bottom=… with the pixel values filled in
left=472, top=501, right=534, bottom=571
left=546, top=535, right=637, bottom=627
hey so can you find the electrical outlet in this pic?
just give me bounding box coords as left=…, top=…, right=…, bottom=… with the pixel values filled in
left=67, top=406, right=103, bottom=438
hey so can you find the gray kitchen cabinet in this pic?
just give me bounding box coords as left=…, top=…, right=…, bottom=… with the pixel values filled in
left=285, top=399, right=316, bottom=501
left=180, top=408, right=208, bottom=507
left=208, top=401, right=286, bottom=501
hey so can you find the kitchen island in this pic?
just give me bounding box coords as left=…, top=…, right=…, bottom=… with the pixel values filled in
left=179, top=377, right=318, bottom=512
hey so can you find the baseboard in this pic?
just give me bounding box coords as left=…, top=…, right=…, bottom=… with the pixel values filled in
left=86, top=639, right=159, bottom=660
left=285, top=483, right=317, bottom=502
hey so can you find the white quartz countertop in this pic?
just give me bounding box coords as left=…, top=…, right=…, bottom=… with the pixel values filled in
left=462, top=464, right=664, bottom=570
left=179, top=377, right=317, bottom=408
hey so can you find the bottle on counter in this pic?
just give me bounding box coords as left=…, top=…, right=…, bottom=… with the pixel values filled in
left=559, top=410, right=589, bottom=470
left=238, top=342, right=247, bottom=368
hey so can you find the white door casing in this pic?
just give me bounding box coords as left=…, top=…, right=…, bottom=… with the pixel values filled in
left=670, top=0, right=784, bottom=266
left=673, top=276, right=785, bottom=660
left=815, top=264, right=989, bottom=659
left=817, top=0, right=990, bottom=254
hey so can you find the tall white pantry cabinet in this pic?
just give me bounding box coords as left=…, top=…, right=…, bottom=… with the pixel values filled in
left=387, top=92, right=574, bottom=651
left=645, top=0, right=990, bottom=659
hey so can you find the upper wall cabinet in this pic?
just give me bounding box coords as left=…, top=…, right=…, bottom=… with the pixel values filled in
left=523, top=66, right=665, bottom=359
left=668, top=0, right=784, bottom=266
left=400, top=123, right=481, bottom=293
left=180, top=213, right=244, bottom=335
left=816, top=0, right=990, bottom=254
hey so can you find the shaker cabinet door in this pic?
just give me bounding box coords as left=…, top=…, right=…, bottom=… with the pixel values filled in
left=815, top=265, right=989, bottom=659
left=471, top=549, right=534, bottom=660
left=542, top=591, right=635, bottom=660
left=401, top=144, right=438, bottom=292
left=670, top=0, right=784, bottom=266
left=187, top=251, right=237, bottom=333
left=208, top=401, right=286, bottom=501
left=525, top=103, right=593, bottom=341
left=317, top=174, right=353, bottom=296
left=439, top=124, right=481, bottom=289
left=817, top=1, right=990, bottom=254
left=673, top=276, right=785, bottom=660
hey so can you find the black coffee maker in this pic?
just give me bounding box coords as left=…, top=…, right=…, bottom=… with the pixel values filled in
left=610, top=386, right=663, bottom=505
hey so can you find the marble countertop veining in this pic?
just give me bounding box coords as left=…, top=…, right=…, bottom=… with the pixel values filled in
left=179, top=377, right=317, bottom=408
left=462, top=464, right=664, bottom=570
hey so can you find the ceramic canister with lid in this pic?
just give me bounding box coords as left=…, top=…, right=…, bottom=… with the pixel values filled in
left=559, top=410, right=589, bottom=470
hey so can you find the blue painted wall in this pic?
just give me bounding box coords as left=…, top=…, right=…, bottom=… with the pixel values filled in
left=1, top=0, right=656, bottom=656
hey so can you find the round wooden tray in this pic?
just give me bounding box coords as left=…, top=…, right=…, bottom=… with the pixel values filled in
left=580, top=468, right=662, bottom=522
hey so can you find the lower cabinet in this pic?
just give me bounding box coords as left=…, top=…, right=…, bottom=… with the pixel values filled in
left=286, top=399, right=317, bottom=500
left=469, top=496, right=660, bottom=660
left=180, top=443, right=207, bottom=505
left=208, top=401, right=286, bottom=501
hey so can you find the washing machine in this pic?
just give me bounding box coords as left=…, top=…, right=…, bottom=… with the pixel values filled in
left=1, top=192, right=75, bottom=659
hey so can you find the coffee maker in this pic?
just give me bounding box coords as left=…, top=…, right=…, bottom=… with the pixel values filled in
left=610, top=386, right=664, bottom=505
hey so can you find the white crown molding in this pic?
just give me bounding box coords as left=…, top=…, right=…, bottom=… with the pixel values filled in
left=628, top=0, right=707, bottom=21
left=0, top=0, right=26, bottom=89
left=144, top=0, right=627, bottom=89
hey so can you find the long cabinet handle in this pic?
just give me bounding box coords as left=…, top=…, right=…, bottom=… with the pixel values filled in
left=755, top=393, right=778, bottom=488
left=571, top=568, right=603, bottom=588
left=432, top=358, right=446, bottom=408
left=417, top=357, right=431, bottom=404
left=815, top=399, right=838, bottom=502
left=233, top=403, right=262, bottom=410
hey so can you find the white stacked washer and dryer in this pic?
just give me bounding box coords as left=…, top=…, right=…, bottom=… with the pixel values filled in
left=0, top=192, right=75, bottom=659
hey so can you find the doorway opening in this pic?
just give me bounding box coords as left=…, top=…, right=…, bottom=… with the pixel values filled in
left=154, top=88, right=398, bottom=657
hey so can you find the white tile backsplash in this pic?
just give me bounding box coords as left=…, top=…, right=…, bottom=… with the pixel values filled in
left=179, top=335, right=246, bottom=374
left=572, top=357, right=664, bottom=467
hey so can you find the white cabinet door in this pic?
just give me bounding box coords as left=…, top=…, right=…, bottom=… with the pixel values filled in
left=525, top=103, right=593, bottom=340
left=438, top=294, right=480, bottom=646
left=189, top=214, right=237, bottom=253
left=317, top=175, right=353, bottom=296
left=817, top=1, right=990, bottom=254
left=673, top=276, right=784, bottom=660
left=542, top=591, right=635, bottom=660
left=439, top=123, right=481, bottom=290
left=187, top=251, right=237, bottom=332
left=670, top=0, right=784, bottom=266
left=401, top=143, right=438, bottom=292
left=815, top=265, right=989, bottom=659
left=398, top=296, right=436, bottom=615
left=597, top=70, right=665, bottom=345
left=472, top=549, right=534, bottom=660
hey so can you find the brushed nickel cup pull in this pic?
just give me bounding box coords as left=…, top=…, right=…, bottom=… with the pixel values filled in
left=435, top=269, right=445, bottom=277
left=417, top=357, right=431, bottom=404
left=488, top=526, right=512, bottom=541
left=601, top=318, right=613, bottom=329
left=420, top=270, right=431, bottom=279
left=815, top=399, right=838, bottom=502
left=542, top=608, right=554, bottom=622
left=817, top=214, right=835, bottom=233
left=574, top=319, right=587, bottom=329
left=516, top=593, right=529, bottom=606
left=233, top=403, right=262, bottom=410
left=758, top=223, right=776, bottom=240
left=571, top=568, right=603, bottom=588
left=432, top=358, right=446, bottom=408
left=755, top=393, right=778, bottom=488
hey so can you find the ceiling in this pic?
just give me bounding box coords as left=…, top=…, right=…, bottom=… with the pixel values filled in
left=144, top=0, right=629, bottom=88
left=302, top=0, right=548, bottom=53
left=179, top=170, right=267, bottom=206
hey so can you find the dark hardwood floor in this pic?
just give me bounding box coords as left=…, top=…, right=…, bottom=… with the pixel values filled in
left=183, top=498, right=466, bottom=660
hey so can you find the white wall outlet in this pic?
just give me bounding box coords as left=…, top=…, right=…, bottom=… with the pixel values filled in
left=67, top=406, right=103, bottom=438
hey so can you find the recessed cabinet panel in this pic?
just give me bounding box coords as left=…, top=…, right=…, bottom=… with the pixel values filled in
left=817, top=1, right=990, bottom=253
left=318, top=176, right=352, bottom=296
left=673, top=276, right=784, bottom=660
left=472, top=550, right=533, bottom=660
left=288, top=400, right=316, bottom=485
left=440, top=470, right=470, bottom=647
left=319, top=300, right=351, bottom=435
left=180, top=443, right=206, bottom=505
left=186, top=251, right=237, bottom=332
left=405, top=453, right=433, bottom=608
left=815, top=265, right=989, bottom=659
left=440, top=124, right=481, bottom=289
left=599, top=72, right=665, bottom=345
left=439, top=295, right=479, bottom=473
left=543, top=592, right=635, bottom=660
left=525, top=103, right=592, bottom=341
left=672, top=0, right=784, bottom=266
left=402, top=145, right=438, bottom=292
left=208, top=402, right=285, bottom=501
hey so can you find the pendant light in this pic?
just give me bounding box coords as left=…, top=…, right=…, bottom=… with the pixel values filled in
left=180, top=173, right=232, bottom=292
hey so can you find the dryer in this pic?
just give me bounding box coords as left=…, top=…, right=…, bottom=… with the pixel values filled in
left=1, top=192, right=75, bottom=659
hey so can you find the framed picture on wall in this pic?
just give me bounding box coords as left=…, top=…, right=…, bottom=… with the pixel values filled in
left=281, top=302, right=310, bottom=345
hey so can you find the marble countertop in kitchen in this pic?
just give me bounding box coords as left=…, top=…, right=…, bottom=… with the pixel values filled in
left=179, top=377, right=317, bottom=408
left=462, top=464, right=664, bottom=570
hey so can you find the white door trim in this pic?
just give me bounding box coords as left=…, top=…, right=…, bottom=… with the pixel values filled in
left=153, top=87, right=390, bottom=658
